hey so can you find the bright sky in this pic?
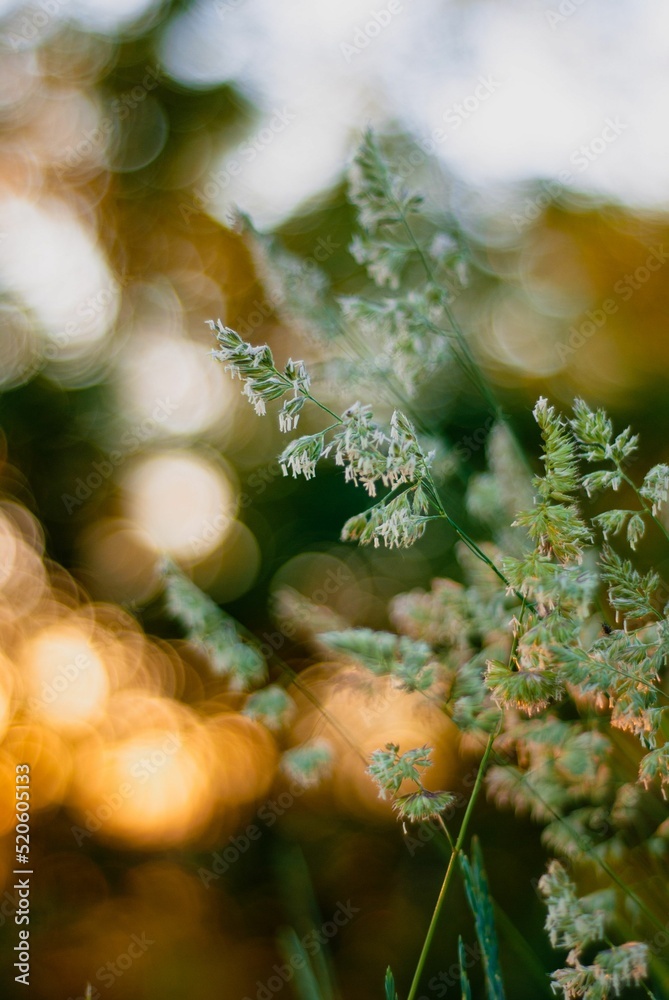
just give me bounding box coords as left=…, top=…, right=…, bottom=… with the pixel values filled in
left=155, top=0, right=669, bottom=225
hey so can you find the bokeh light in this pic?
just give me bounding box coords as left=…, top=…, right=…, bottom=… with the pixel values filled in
left=20, top=620, right=110, bottom=732
left=118, top=331, right=236, bottom=437
left=0, top=196, right=119, bottom=384
left=290, top=663, right=460, bottom=820
left=121, top=450, right=238, bottom=562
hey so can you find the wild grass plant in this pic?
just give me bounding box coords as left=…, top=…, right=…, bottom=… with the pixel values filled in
left=164, top=132, right=669, bottom=998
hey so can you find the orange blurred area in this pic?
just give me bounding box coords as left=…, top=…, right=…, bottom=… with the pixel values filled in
left=0, top=485, right=459, bottom=901
left=289, top=662, right=460, bottom=820
left=0, top=496, right=287, bottom=851
left=0, top=493, right=450, bottom=851
left=0, top=491, right=430, bottom=1000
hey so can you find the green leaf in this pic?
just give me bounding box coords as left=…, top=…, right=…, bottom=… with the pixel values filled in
left=319, top=628, right=398, bottom=674
left=610, top=425, right=639, bottom=464
left=319, top=629, right=434, bottom=691
left=349, top=129, right=422, bottom=237
left=599, top=546, right=660, bottom=621
left=281, top=741, right=332, bottom=789
left=640, top=463, right=669, bottom=514
left=592, top=508, right=633, bottom=539
left=581, top=469, right=622, bottom=496
left=485, top=659, right=563, bottom=716
left=532, top=397, right=581, bottom=500
left=538, top=860, right=607, bottom=952
left=279, top=432, right=327, bottom=480
left=459, top=839, right=506, bottom=1000
left=459, top=937, right=472, bottom=1000
left=243, top=685, right=295, bottom=731
left=514, top=501, right=592, bottom=563
left=278, top=927, right=327, bottom=1000
left=161, top=561, right=267, bottom=690
left=368, top=743, right=433, bottom=796
left=570, top=398, right=613, bottom=461
left=385, top=965, right=399, bottom=1000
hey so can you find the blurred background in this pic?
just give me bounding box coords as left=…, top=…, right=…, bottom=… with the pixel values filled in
left=1, top=0, right=669, bottom=997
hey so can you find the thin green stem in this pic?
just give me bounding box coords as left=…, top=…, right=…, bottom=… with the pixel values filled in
left=230, top=617, right=368, bottom=766
left=406, top=722, right=501, bottom=1000
left=422, top=473, right=535, bottom=610
left=406, top=601, right=530, bottom=1000
left=303, top=392, right=343, bottom=425
left=436, top=814, right=455, bottom=853
left=486, top=748, right=667, bottom=936
left=391, top=199, right=533, bottom=478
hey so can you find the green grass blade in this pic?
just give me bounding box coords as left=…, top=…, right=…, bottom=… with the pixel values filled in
left=459, top=838, right=506, bottom=1000
left=277, top=926, right=326, bottom=1000
left=385, top=965, right=399, bottom=1000
left=274, top=844, right=337, bottom=1000
left=459, top=937, right=472, bottom=1000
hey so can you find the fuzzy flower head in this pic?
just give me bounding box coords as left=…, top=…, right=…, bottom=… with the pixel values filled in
left=392, top=789, right=456, bottom=823
left=331, top=404, right=431, bottom=499
left=332, top=402, right=388, bottom=496
left=387, top=410, right=432, bottom=485
left=341, top=485, right=430, bottom=549
left=280, top=432, right=327, bottom=480
left=209, top=320, right=311, bottom=430
left=367, top=743, right=433, bottom=798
